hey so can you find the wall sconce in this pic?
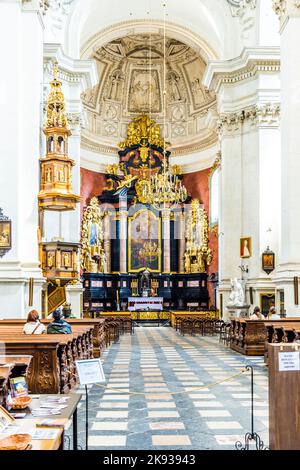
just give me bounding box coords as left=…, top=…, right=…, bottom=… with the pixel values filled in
left=262, top=246, right=275, bottom=275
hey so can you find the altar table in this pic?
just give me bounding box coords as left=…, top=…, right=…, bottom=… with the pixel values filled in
left=128, top=297, right=163, bottom=311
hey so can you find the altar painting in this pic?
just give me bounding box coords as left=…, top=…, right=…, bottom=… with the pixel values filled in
left=128, top=209, right=161, bottom=273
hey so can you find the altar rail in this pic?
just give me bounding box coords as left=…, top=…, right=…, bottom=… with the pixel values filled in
left=230, top=318, right=300, bottom=356
left=170, top=311, right=220, bottom=329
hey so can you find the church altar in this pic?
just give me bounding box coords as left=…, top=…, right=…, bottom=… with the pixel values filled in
left=81, top=115, right=212, bottom=315
left=128, top=297, right=163, bottom=311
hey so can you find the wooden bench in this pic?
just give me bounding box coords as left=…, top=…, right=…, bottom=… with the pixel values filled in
left=0, top=318, right=105, bottom=358
left=230, top=318, right=300, bottom=356
left=0, top=325, right=94, bottom=394
left=264, top=322, right=300, bottom=363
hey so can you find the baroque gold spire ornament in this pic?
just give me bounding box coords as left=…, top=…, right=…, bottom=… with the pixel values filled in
left=119, top=114, right=167, bottom=149
left=38, top=62, right=80, bottom=211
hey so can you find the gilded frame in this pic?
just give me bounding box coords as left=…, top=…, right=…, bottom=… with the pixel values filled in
left=240, top=237, right=252, bottom=259
left=260, top=292, right=275, bottom=317
left=128, top=209, right=162, bottom=273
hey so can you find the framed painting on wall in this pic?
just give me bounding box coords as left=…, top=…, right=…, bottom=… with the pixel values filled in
left=0, top=221, right=11, bottom=249
left=240, top=237, right=252, bottom=259
left=128, top=209, right=161, bottom=273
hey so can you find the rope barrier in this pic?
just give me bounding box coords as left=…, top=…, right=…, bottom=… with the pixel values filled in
left=77, top=367, right=249, bottom=396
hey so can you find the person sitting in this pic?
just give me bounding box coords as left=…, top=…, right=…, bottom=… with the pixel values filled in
left=47, top=309, right=72, bottom=334
left=249, top=306, right=262, bottom=320
left=23, top=310, right=46, bottom=335
left=268, top=306, right=280, bottom=320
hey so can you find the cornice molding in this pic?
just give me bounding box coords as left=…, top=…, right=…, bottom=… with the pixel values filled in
left=217, top=102, right=281, bottom=134
left=43, top=43, right=98, bottom=92
left=80, top=130, right=218, bottom=159
left=80, top=141, right=220, bottom=175
left=204, top=47, right=280, bottom=93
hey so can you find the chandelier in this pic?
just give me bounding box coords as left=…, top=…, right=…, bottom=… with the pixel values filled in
left=150, top=162, right=187, bottom=209
left=138, top=241, right=161, bottom=260
left=142, top=2, right=187, bottom=211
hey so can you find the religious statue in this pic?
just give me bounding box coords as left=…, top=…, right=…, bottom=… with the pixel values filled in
left=184, top=252, right=191, bottom=273
left=140, top=269, right=151, bottom=296
left=108, top=69, right=123, bottom=101
left=45, top=167, right=52, bottom=183
left=81, top=197, right=106, bottom=273
left=62, top=252, right=71, bottom=268
left=47, top=252, right=54, bottom=268
left=168, top=71, right=181, bottom=102
left=227, top=278, right=245, bottom=307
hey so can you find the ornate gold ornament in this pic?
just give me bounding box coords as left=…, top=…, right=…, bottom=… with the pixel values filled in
left=184, top=199, right=213, bottom=274
left=119, top=113, right=167, bottom=149
left=105, top=163, right=119, bottom=175
left=118, top=115, right=187, bottom=209
left=81, top=197, right=106, bottom=273
left=46, top=63, right=68, bottom=129
left=38, top=63, right=80, bottom=211
left=116, top=174, right=138, bottom=190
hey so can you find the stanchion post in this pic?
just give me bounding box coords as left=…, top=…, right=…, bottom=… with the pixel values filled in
left=85, top=384, right=88, bottom=451
left=235, top=365, right=268, bottom=451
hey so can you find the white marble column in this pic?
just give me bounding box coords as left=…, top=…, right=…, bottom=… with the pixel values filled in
left=204, top=48, right=281, bottom=318
left=0, top=1, right=45, bottom=318
left=273, top=0, right=300, bottom=315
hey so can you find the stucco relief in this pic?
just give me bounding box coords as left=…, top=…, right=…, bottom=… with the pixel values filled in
left=81, top=34, right=217, bottom=156
left=273, top=0, right=300, bottom=17
left=128, top=69, right=161, bottom=113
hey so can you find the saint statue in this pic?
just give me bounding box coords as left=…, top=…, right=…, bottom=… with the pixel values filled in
left=168, top=72, right=181, bottom=102
left=140, top=269, right=151, bottom=296
left=227, top=278, right=245, bottom=307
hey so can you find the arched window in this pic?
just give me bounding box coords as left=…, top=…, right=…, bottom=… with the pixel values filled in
left=58, top=136, right=65, bottom=153
left=47, top=136, right=54, bottom=153
left=210, top=168, right=219, bottom=226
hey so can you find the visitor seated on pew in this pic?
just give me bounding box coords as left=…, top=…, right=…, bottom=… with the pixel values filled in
left=249, top=306, right=262, bottom=320
left=23, top=310, right=46, bottom=335
left=47, top=309, right=72, bottom=334
left=268, top=307, right=280, bottom=320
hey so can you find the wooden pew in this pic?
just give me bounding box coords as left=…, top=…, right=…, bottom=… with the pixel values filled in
left=0, top=318, right=105, bottom=358
left=230, top=318, right=300, bottom=356
left=0, top=325, right=94, bottom=394
left=264, top=322, right=300, bottom=364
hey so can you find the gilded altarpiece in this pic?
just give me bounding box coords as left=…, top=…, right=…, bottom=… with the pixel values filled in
left=82, top=115, right=213, bottom=314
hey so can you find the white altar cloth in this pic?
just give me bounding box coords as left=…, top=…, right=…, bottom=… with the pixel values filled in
left=128, top=297, right=163, bottom=311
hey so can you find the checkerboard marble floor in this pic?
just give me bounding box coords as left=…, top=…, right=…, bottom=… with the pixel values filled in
left=73, top=327, right=269, bottom=450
